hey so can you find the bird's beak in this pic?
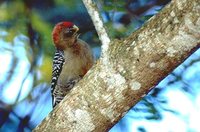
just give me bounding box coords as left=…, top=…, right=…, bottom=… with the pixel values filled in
left=72, top=25, right=79, bottom=33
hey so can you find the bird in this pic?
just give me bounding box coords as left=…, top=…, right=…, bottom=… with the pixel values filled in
left=51, top=21, right=94, bottom=108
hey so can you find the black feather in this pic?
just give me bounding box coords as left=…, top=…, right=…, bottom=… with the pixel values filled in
left=51, top=49, right=65, bottom=105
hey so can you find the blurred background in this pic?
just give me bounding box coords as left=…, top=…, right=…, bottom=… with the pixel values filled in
left=0, top=0, right=200, bottom=132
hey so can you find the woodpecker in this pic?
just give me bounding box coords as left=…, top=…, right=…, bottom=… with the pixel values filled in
left=51, top=22, right=94, bottom=108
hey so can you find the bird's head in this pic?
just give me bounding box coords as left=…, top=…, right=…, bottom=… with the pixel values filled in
left=52, top=22, right=79, bottom=50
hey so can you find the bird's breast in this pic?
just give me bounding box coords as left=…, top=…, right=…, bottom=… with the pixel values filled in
left=57, top=50, right=86, bottom=85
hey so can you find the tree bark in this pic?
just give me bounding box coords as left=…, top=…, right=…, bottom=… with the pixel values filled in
left=34, top=0, right=200, bottom=131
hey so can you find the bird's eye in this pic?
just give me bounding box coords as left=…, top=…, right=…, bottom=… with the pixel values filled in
left=63, top=29, right=74, bottom=37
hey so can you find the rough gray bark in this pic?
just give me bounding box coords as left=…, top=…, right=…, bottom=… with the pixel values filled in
left=34, top=0, right=200, bottom=131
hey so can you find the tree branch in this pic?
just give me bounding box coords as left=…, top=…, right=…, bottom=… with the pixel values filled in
left=34, top=0, right=200, bottom=131
left=82, top=0, right=111, bottom=61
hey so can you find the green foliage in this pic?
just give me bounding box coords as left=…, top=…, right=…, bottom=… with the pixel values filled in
left=102, top=0, right=126, bottom=12
left=31, top=13, right=54, bottom=55
left=37, top=56, right=52, bottom=83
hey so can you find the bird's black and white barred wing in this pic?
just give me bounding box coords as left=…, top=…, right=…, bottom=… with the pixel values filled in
left=51, top=50, right=65, bottom=106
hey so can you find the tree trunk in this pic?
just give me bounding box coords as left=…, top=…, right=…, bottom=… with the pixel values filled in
left=34, top=0, right=200, bottom=131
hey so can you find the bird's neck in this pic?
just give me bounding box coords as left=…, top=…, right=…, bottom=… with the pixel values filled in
left=56, top=38, right=78, bottom=51
left=61, top=40, right=81, bottom=55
